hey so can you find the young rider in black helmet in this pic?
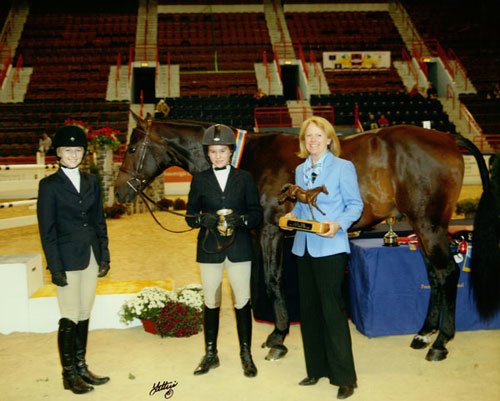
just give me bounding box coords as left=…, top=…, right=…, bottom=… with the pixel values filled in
left=185, top=124, right=263, bottom=378
left=37, top=125, right=111, bottom=394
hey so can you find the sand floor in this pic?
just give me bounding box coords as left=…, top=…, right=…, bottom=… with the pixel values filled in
left=1, top=186, right=499, bottom=401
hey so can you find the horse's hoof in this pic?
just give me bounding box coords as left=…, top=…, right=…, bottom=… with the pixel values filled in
left=425, top=347, right=448, bottom=361
left=410, top=334, right=432, bottom=349
left=265, top=345, right=288, bottom=361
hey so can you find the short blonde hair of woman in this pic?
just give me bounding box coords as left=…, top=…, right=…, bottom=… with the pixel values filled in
left=297, top=116, right=341, bottom=158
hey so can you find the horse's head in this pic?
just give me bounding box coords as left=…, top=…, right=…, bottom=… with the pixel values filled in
left=115, top=112, right=210, bottom=203
left=115, top=112, right=174, bottom=203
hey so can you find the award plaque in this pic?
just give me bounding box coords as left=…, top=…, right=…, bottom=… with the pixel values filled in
left=278, top=216, right=330, bottom=234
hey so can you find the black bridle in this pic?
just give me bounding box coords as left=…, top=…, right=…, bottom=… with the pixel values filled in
left=119, top=120, right=194, bottom=233
left=119, top=124, right=163, bottom=195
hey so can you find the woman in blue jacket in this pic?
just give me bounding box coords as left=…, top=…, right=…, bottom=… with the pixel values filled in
left=285, top=116, right=363, bottom=399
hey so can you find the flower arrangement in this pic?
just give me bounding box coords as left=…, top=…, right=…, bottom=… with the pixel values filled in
left=87, top=127, right=121, bottom=152
left=104, top=203, right=127, bottom=219
left=63, top=119, right=121, bottom=152
left=119, top=286, right=173, bottom=323
left=155, top=299, right=203, bottom=338
left=119, top=285, right=204, bottom=338
left=63, top=118, right=92, bottom=133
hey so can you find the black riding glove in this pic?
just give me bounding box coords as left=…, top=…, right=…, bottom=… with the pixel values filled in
left=199, top=213, right=218, bottom=229
left=98, top=262, right=110, bottom=277
left=51, top=271, right=68, bottom=287
left=225, top=213, right=246, bottom=229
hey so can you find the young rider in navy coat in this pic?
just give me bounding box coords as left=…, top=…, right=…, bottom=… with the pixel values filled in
left=186, top=124, right=263, bottom=378
left=37, top=125, right=111, bottom=395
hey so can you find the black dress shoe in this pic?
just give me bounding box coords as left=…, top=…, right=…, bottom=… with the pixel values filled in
left=298, top=377, right=319, bottom=386
left=337, top=384, right=356, bottom=399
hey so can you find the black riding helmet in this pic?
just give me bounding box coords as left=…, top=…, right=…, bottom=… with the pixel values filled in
left=53, top=125, right=88, bottom=151
left=52, top=125, right=88, bottom=167
left=202, top=124, right=235, bottom=163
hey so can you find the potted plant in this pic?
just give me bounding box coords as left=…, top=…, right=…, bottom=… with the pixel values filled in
left=119, top=285, right=204, bottom=337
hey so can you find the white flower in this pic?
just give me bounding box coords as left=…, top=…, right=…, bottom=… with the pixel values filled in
left=119, top=284, right=205, bottom=324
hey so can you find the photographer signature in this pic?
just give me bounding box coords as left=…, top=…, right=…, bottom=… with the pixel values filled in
left=149, top=380, right=178, bottom=399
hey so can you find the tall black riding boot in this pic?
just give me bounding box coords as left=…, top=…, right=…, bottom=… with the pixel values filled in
left=75, top=319, right=110, bottom=385
left=235, top=302, right=257, bottom=377
left=58, top=318, right=94, bottom=394
left=194, top=306, right=220, bottom=375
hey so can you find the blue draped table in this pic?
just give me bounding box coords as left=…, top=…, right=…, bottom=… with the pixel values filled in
left=347, top=238, right=500, bottom=337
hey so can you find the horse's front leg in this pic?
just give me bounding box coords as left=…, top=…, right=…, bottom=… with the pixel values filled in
left=312, top=201, right=326, bottom=216
left=260, top=223, right=289, bottom=360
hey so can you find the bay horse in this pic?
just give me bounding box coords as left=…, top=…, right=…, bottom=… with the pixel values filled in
left=278, top=183, right=329, bottom=221
left=115, top=113, right=500, bottom=362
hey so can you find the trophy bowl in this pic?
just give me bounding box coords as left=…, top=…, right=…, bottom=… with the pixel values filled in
left=216, top=208, right=234, bottom=236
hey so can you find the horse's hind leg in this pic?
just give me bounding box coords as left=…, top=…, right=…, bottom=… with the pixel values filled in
left=260, top=223, right=289, bottom=360
left=410, top=227, right=459, bottom=361
left=425, top=258, right=459, bottom=361
left=410, top=250, right=440, bottom=349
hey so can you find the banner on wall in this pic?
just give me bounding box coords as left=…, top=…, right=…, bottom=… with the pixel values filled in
left=323, top=51, right=391, bottom=70
left=163, top=166, right=191, bottom=183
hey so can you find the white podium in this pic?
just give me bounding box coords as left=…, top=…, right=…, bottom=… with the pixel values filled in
left=0, top=253, right=174, bottom=333
left=0, top=254, right=45, bottom=334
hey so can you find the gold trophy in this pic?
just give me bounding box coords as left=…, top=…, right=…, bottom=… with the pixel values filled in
left=383, top=216, right=399, bottom=246
left=216, top=208, right=234, bottom=236
left=277, top=184, right=330, bottom=234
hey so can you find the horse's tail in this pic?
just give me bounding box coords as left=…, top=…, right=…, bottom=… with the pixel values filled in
left=455, top=134, right=500, bottom=319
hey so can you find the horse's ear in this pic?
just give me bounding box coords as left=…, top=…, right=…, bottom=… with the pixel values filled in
left=130, top=109, right=146, bottom=128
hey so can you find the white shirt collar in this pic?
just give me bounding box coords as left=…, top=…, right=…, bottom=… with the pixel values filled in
left=61, top=166, right=81, bottom=192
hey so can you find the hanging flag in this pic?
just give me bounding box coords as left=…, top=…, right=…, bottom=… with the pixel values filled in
left=231, top=128, right=247, bottom=168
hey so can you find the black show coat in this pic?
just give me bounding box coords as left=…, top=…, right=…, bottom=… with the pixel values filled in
left=185, top=166, right=263, bottom=263
left=37, top=168, right=110, bottom=273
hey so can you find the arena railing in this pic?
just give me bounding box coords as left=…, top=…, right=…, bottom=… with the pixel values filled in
left=473, top=135, right=500, bottom=153
left=401, top=47, right=419, bottom=87
left=262, top=50, right=271, bottom=95
left=447, top=48, right=469, bottom=92
left=254, top=106, right=334, bottom=129
left=459, top=101, right=483, bottom=137
left=0, top=47, right=10, bottom=89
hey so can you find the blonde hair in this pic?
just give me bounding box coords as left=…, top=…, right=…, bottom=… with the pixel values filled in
left=297, top=116, right=340, bottom=158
